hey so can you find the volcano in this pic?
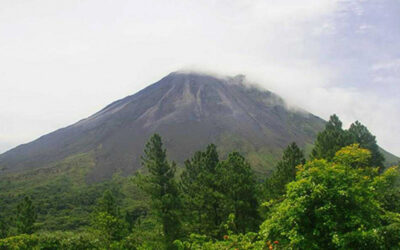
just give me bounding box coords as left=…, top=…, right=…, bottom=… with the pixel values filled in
left=0, top=72, right=357, bottom=180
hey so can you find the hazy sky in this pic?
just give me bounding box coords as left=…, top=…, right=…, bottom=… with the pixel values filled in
left=1, top=0, right=399, bottom=155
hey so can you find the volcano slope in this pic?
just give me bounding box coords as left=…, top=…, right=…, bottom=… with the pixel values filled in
left=2, top=72, right=394, bottom=181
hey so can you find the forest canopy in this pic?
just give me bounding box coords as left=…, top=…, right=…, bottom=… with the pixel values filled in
left=0, top=115, right=399, bottom=249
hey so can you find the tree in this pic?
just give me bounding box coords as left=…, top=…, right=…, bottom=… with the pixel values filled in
left=217, top=152, right=260, bottom=234
left=179, top=144, right=222, bottom=237
left=125, top=206, right=148, bottom=231
left=92, top=189, right=128, bottom=241
left=96, top=190, right=119, bottom=217
left=311, top=114, right=351, bottom=161
left=140, top=134, right=181, bottom=249
left=348, top=121, right=385, bottom=168
left=180, top=146, right=260, bottom=237
left=93, top=212, right=128, bottom=242
left=333, top=143, right=372, bottom=169
left=15, top=196, right=37, bottom=234
left=373, top=166, right=400, bottom=213
left=261, top=146, right=400, bottom=249
left=266, top=142, right=305, bottom=199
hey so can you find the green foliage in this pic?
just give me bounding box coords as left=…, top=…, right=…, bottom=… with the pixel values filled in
left=217, top=152, right=260, bottom=234
left=180, top=144, right=222, bottom=237
left=311, top=115, right=387, bottom=168
left=180, top=145, right=260, bottom=238
left=0, top=153, right=99, bottom=231
left=0, top=231, right=107, bottom=250
left=116, top=217, right=165, bottom=249
left=333, top=143, right=372, bottom=169
left=373, top=166, right=400, bottom=212
left=0, top=152, right=147, bottom=233
left=348, top=120, right=385, bottom=168
left=217, top=133, right=281, bottom=175
left=266, top=142, right=305, bottom=199
left=125, top=206, right=147, bottom=231
left=261, top=147, right=400, bottom=249
left=139, top=133, right=181, bottom=248
left=92, top=190, right=128, bottom=242
left=96, top=190, right=120, bottom=217
left=92, top=212, right=128, bottom=242
left=311, top=114, right=352, bottom=161
left=173, top=232, right=267, bottom=250
left=0, top=217, right=7, bottom=239
left=174, top=215, right=266, bottom=250
left=0, top=114, right=399, bottom=249
left=15, top=196, right=37, bottom=235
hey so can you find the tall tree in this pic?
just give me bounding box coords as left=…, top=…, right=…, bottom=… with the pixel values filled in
left=266, top=142, right=305, bottom=199
left=15, top=196, right=37, bottom=234
left=180, top=144, right=221, bottom=237
left=140, top=134, right=180, bottom=249
left=348, top=121, right=385, bottom=168
left=217, top=152, right=260, bottom=234
left=311, top=114, right=351, bottom=161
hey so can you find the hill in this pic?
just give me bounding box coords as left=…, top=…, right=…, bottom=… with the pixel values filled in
left=0, top=72, right=397, bottom=181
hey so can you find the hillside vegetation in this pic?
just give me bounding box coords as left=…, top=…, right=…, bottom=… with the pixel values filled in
left=0, top=114, right=399, bottom=249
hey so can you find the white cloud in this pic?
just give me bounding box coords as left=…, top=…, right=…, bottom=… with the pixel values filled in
left=372, top=59, right=400, bottom=71
left=0, top=0, right=399, bottom=156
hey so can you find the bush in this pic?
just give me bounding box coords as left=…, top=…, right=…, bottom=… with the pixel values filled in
left=0, top=231, right=107, bottom=250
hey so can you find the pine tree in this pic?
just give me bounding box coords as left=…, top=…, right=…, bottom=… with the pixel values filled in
left=348, top=121, right=385, bottom=168
left=311, top=114, right=351, bottom=161
left=217, top=152, right=260, bottom=234
left=180, top=144, right=221, bottom=236
left=140, top=134, right=181, bottom=248
left=15, top=196, right=37, bottom=234
left=266, top=142, right=305, bottom=198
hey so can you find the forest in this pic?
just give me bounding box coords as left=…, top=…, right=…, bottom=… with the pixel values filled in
left=0, top=114, right=399, bottom=249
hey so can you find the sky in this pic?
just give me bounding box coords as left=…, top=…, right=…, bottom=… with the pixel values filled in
left=0, top=0, right=399, bottom=155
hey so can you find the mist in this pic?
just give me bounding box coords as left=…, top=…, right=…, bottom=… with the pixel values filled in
left=0, top=0, right=399, bottom=155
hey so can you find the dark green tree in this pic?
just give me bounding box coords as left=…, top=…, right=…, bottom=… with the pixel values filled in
left=217, top=152, right=260, bottom=234
left=140, top=134, right=181, bottom=249
left=180, top=144, right=222, bottom=237
left=348, top=121, right=385, bottom=168
left=92, top=189, right=127, bottom=241
left=266, top=142, right=305, bottom=199
left=15, top=196, right=37, bottom=234
left=311, top=114, right=351, bottom=161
